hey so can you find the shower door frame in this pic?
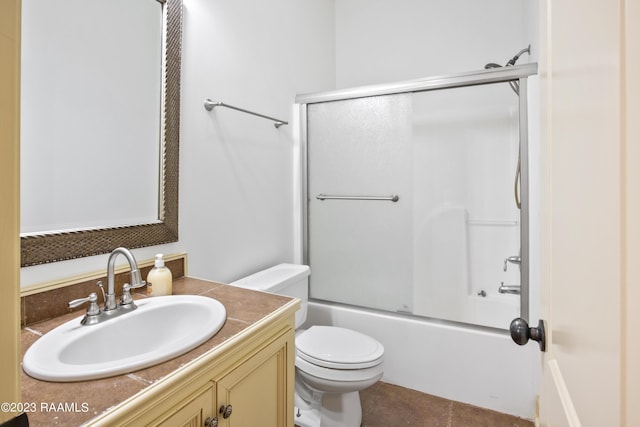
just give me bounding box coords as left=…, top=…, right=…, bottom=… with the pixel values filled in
left=296, top=62, right=538, bottom=326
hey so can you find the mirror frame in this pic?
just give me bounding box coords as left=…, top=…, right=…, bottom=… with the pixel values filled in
left=20, top=0, right=182, bottom=267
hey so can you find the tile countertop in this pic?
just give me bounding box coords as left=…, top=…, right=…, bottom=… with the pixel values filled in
left=20, top=277, right=297, bottom=427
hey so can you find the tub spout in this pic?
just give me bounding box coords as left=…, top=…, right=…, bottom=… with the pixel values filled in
left=498, top=282, right=521, bottom=295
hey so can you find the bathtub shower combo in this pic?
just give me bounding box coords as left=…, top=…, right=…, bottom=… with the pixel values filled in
left=294, top=53, right=540, bottom=417
left=298, top=52, right=536, bottom=330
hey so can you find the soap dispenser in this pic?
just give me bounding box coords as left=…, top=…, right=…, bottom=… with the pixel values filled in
left=147, top=254, right=172, bottom=296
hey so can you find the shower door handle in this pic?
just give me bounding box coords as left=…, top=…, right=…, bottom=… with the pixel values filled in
left=316, top=194, right=399, bottom=202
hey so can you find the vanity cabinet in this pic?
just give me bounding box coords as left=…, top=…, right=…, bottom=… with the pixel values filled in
left=215, top=334, right=289, bottom=426
left=151, top=333, right=290, bottom=427
left=87, top=300, right=297, bottom=427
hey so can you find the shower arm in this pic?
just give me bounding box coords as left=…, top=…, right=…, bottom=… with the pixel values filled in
left=506, top=46, right=532, bottom=66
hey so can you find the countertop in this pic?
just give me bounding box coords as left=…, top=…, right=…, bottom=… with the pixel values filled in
left=20, top=277, right=296, bottom=427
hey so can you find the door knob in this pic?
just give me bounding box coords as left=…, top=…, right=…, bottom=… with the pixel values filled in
left=509, top=318, right=546, bottom=352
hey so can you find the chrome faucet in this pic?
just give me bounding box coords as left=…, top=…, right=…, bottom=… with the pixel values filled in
left=104, top=247, right=146, bottom=311
left=68, top=247, right=146, bottom=325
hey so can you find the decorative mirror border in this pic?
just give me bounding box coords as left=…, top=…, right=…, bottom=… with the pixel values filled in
left=21, top=0, right=182, bottom=267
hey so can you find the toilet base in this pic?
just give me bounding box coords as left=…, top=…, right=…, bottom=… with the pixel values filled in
left=294, top=390, right=362, bottom=427
left=321, top=391, right=362, bottom=427
left=293, top=405, right=321, bottom=427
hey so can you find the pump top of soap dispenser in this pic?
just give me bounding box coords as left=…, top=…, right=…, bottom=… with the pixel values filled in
left=154, top=254, right=165, bottom=268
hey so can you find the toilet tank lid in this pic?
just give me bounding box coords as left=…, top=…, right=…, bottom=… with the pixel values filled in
left=229, top=263, right=310, bottom=292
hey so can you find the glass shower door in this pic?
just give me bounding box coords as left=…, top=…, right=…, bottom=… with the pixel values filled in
left=307, top=82, right=521, bottom=329
left=307, top=94, right=414, bottom=313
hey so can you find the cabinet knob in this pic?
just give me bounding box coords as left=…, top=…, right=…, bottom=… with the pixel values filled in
left=204, top=416, right=218, bottom=427
left=219, top=404, right=233, bottom=419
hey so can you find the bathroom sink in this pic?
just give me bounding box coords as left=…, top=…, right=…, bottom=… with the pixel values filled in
left=22, top=295, right=226, bottom=382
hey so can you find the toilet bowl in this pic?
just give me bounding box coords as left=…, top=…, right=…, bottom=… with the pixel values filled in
left=296, top=326, right=384, bottom=390
left=230, top=264, right=384, bottom=427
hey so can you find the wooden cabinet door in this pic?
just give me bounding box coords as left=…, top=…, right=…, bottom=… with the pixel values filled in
left=153, top=385, right=215, bottom=427
left=216, top=335, right=291, bottom=427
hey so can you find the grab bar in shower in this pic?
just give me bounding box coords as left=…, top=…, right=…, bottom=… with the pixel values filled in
left=203, top=99, right=288, bottom=128
left=316, top=194, right=399, bottom=202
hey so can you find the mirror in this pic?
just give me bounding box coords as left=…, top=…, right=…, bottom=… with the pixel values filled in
left=20, top=0, right=182, bottom=267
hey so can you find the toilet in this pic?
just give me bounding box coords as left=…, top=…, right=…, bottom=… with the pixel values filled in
left=230, top=263, right=384, bottom=427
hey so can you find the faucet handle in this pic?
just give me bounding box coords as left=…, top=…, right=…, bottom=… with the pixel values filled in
left=120, top=281, right=145, bottom=308
left=68, top=292, right=99, bottom=310
left=503, top=255, right=521, bottom=272
left=69, top=292, right=102, bottom=324
left=120, top=284, right=135, bottom=307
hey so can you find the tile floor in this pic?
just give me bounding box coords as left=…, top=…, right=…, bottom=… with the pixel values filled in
left=360, top=382, right=534, bottom=427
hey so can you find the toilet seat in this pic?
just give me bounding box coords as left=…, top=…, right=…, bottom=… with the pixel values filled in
left=296, top=354, right=384, bottom=386
left=296, top=326, right=384, bottom=370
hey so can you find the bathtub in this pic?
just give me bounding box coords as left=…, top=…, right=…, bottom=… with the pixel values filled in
left=304, top=300, right=539, bottom=419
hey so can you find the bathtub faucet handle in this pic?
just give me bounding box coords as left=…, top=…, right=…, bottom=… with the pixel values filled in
left=503, top=255, right=521, bottom=272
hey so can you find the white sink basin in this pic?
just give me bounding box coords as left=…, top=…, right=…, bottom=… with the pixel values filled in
left=23, top=295, right=226, bottom=382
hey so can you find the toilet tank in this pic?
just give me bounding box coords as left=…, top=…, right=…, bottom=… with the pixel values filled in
left=229, top=263, right=310, bottom=328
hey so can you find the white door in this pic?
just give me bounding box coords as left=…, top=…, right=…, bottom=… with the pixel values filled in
left=537, top=0, right=640, bottom=426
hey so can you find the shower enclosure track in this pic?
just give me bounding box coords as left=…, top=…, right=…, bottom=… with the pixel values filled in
left=295, top=63, right=537, bottom=104
left=296, top=62, right=538, bottom=331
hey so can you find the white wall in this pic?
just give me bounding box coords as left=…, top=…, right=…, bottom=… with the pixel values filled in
left=179, top=0, right=335, bottom=283
left=335, top=0, right=532, bottom=88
